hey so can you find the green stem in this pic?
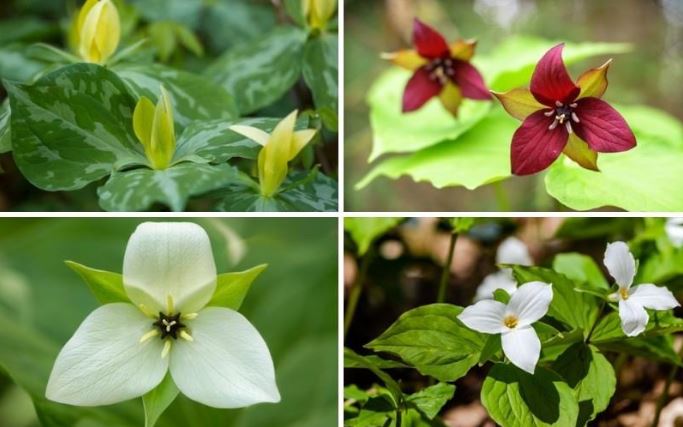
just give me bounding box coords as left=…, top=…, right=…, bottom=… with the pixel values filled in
left=437, top=233, right=458, bottom=303
left=344, top=250, right=373, bottom=339
left=493, top=181, right=511, bottom=211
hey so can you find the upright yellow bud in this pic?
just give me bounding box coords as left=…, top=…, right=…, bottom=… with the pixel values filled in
left=133, top=86, right=176, bottom=170
left=302, top=0, right=337, bottom=31
left=77, top=0, right=120, bottom=64
left=230, top=111, right=317, bottom=197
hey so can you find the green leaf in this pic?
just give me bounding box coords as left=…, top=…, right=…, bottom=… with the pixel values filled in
left=302, top=34, right=338, bottom=131
left=6, top=63, right=145, bottom=191
left=208, top=264, right=268, bottom=310
left=510, top=265, right=600, bottom=335
left=0, top=44, right=47, bottom=82
left=545, top=105, right=683, bottom=211
left=590, top=310, right=683, bottom=343
left=344, top=217, right=402, bottom=255
left=115, top=63, right=238, bottom=127
left=0, top=99, right=10, bottom=153
left=283, top=0, right=306, bottom=26
left=206, top=26, right=307, bottom=115
left=482, top=364, right=579, bottom=427
left=64, top=261, right=129, bottom=305
left=552, top=343, right=615, bottom=426
left=357, top=110, right=515, bottom=191
left=552, top=253, right=609, bottom=290
left=449, top=217, right=475, bottom=233
left=344, top=348, right=403, bottom=404
left=143, top=373, right=179, bottom=427
left=366, top=304, right=488, bottom=382
left=201, top=1, right=276, bottom=54
left=406, top=382, right=455, bottom=419
left=98, top=163, right=240, bottom=212
left=595, top=333, right=681, bottom=366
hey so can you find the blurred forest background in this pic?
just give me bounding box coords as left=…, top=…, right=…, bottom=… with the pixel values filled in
left=0, top=218, right=337, bottom=427
left=345, top=0, right=683, bottom=211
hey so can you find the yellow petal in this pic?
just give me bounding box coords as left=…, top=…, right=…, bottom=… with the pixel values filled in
left=577, top=59, right=611, bottom=99
left=563, top=134, right=599, bottom=171
left=439, top=83, right=463, bottom=117
left=380, top=50, right=426, bottom=71
left=229, top=125, right=270, bottom=146
left=492, top=88, right=545, bottom=121
left=78, top=0, right=120, bottom=64
left=306, top=0, right=337, bottom=30
left=149, top=86, right=176, bottom=170
left=450, top=39, right=477, bottom=61
left=133, top=96, right=155, bottom=154
left=77, top=0, right=99, bottom=36
left=259, top=110, right=298, bottom=197
left=290, top=129, right=317, bottom=160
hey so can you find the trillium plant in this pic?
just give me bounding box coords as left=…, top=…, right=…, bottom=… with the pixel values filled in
left=47, top=222, right=279, bottom=423
left=0, top=0, right=338, bottom=212
left=345, top=217, right=683, bottom=427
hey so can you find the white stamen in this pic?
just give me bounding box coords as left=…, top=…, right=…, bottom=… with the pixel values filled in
left=165, top=320, right=177, bottom=332
left=555, top=100, right=563, bottom=107
left=558, top=113, right=566, bottom=124
left=565, top=121, right=573, bottom=134
left=548, top=118, right=559, bottom=130
left=139, top=329, right=159, bottom=343
left=572, top=112, right=580, bottom=123
left=182, top=313, right=198, bottom=320
left=161, top=340, right=172, bottom=358
left=570, top=102, right=578, bottom=108
left=180, top=331, right=194, bottom=342
left=544, top=110, right=554, bottom=117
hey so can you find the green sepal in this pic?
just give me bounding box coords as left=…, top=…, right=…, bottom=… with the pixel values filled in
left=142, top=373, right=179, bottom=427
left=208, top=264, right=268, bottom=310
left=64, top=261, right=129, bottom=305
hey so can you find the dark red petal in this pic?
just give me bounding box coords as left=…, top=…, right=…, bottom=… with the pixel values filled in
left=573, top=97, right=636, bottom=152
left=413, top=18, right=450, bottom=59
left=451, top=59, right=491, bottom=100
left=511, top=109, right=569, bottom=175
left=530, top=43, right=580, bottom=106
left=402, top=67, right=443, bottom=112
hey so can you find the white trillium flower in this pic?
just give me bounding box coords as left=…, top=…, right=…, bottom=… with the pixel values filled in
left=459, top=281, right=552, bottom=374
left=475, top=237, right=532, bottom=301
left=604, top=241, right=680, bottom=337
left=665, top=218, right=683, bottom=248
left=46, top=222, right=280, bottom=408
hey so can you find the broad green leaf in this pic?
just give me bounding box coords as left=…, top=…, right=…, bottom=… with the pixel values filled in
left=143, top=373, right=179, bottom=427
left=6, top=63, right=145, bottom=191
left=555, top=218, right=636, bottom=240
left=0, top=99, right=10, bottom=153
left=0, top=17, right=58, bottom=45
left=545, top=105, right=683, bottom=211
left=347, top=395, right=396, bottom=427
left=0, top=44, right=47, bottom=82
left=205, top=26, right=307, bottom=115
left=344, top=217, right=401, bottom=255
left=589, top=310, right=683, bottom=343
left=115, top=63, right=238, bottom=127
left=481, top=364, right=579, bottom=427
left=216, top=171, right=338, bottom=213
left=64, top=261, right=129, bottom=305
left=406, top=382, right=455, bottom=419
left=208, top=264, right=268, bottom=310
left=302, top=34, right=338, bottom=131
left=129, top=0, right=203, bottom=29
left=357, top=111, right=515, bottom=191
left=511, top=265, right=600, bottom=335
left=552, top=343, right=616, bottom=426
left=344, top=348, right=403, bottom=404
left=201, top=1, right=276, bottom=54
left=98, top=163, right=240, bottom=212
left=595, top=334, right=681, bottom=366
left=366, top=304, right=488, bottom=382
left=552, top=253, right=609, bottom=290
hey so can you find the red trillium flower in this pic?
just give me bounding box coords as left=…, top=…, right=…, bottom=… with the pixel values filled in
left=383, top=18, right=490, bottom=116
left=493, top=43, right=636, bottom=175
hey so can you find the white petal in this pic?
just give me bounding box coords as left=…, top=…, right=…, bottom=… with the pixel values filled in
left=474, top=270, right=517, bottom=301
left=619, top=298, right=649, bottom=337
left=457, top=300, right=506, bottom=333
left=665, top=218, right=683, bottom=248
left=506, top=281, right=553, bottom=326
left=169, top=307, right=280, bottom=408
left=123, top=222, right=217, bottom=314
left=630, top=284, right=680, bottom=310
left=604, top=241, right=635, bottom=289
left=496, top=237, right=533, bottom=266
left=501, top=326, right=540, bottom=374
left=46, top=303, right=168, bottom=406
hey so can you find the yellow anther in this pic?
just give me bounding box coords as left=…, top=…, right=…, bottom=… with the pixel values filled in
left=619, top=287, right=630, bottom=300
left=179, top=330, right=194, bottom=342
left=161, top=340, right=172, bottom=359
left=139, top=329, right=159, bottom=343
left=503, top=315, right=519, bottom=329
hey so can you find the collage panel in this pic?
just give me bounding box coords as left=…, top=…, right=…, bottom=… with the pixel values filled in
left=345, top=0, right=683, bottom=212
left=0, top=217, right=337, bottom=426
left=344, top=217, right=683, bottom=426
left=0, top=0, right=338, bottom=212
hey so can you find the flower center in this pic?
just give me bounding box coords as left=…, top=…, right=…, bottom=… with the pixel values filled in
left=426, top=57, right=455, bottom=85
left=619, top=287, right=630, bottom=300
left=503, top=314, right=519, bottom=329
left=153, top=312, right=186, bottom=340
left=545, top=101, right=580, bottom=134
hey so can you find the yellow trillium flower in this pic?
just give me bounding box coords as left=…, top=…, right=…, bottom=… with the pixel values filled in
left=230, top=111, right=317, bottom=198
left=76, top=0, right=121, bottom=64
left=302, top=0, right=337, bottom=31
left=133, top=86, right=176, bottom=170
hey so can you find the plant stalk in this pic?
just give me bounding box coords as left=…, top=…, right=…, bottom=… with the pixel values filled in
left=344, top=250, right=373, bottom=339
left=437, top=233, right=458, bottom=303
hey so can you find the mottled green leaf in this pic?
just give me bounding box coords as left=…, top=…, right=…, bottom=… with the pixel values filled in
left=0, top=99, right=10, bottom=153
left=97, top=163, right=240, bottom=212
left=481, top=364, right=579, bottom=427
left=208, top=264, right=268, bottom=310
left=64, top=261, right=128, bottom=305
left=344, top=217, right=401, bottom=255
left=366, top=304, right=487, bottom=382
left=143, top=374, right=179, bottom=427
left=302, top=34, right=338, bottom=131
left=206, top=26, right=307, bottom=114
left=115, top=63, right=238, bottom=127
left=201, top=0, right=276, bottom=54
left=6, top=63, right=144, bottom=191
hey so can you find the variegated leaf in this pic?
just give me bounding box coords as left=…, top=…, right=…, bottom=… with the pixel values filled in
left=205, top=26, right=307, bottom=114
left=6, top=63, right=145, bottom=191
left=302, top=34, right=338, bottom=131
left=0, top=100, right=10, bottom=153
left=98, top=163, right=240, bottom=212
left=114, top=63, right=239, bottom=128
